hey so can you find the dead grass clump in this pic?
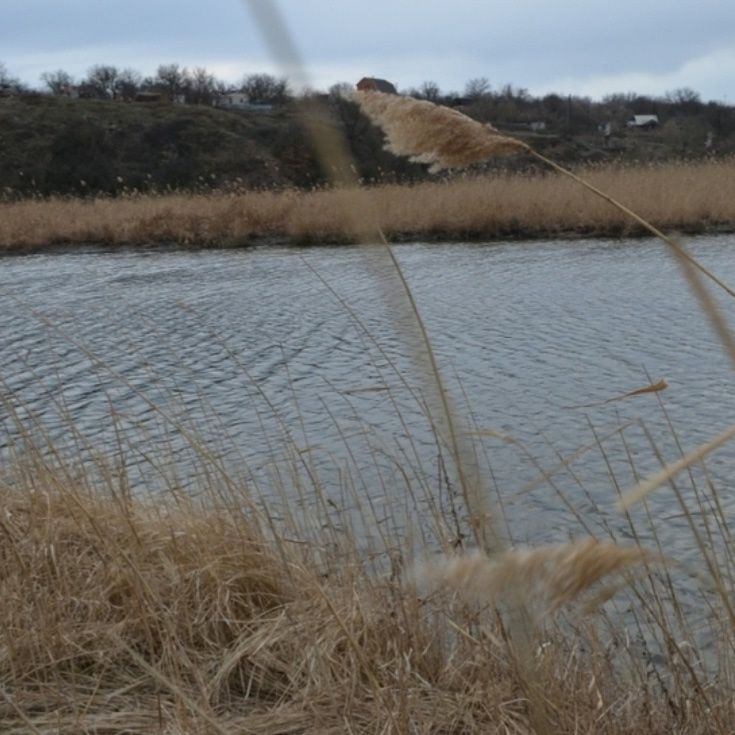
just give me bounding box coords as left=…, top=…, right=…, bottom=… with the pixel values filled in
left=0, top=467, right=708, bottom=733
left=0, top=484, right=288, bottom=678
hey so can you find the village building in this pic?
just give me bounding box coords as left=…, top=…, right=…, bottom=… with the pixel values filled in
left=627, top=114, right=659, bottom=129
left=135, top=91, right=164, bottom=103
left=356, top=77, right=398, bottom=94
left=449, top=96, right=471, bottom=107
left=215, top=92, right=251, bottom=109
left=60, top=84, right=80, bottom=99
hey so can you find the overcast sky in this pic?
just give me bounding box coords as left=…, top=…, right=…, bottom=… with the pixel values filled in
left=2, top=0, right=734, bottom=102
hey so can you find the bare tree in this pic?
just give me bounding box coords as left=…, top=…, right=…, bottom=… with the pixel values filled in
left=500, top=83, right=530, bottom=101
left=240, top=73, right=290, bottom=104
left=156, top=63, right=188, bottom=99
left=84, top=64, right=119, bottom=99
left=417, top=81, right=441, bottom=102
left=187, top=67, right=217, bottom=105
left=464, top=77, right=491, bottom=99
left=40, top=69, right=74, bottom=95
left=328, top=82, right=353, bottom=100
left=114, top=68, right=142, bottom=100
left=0, top=62, right=21, bottom=94
left=665, top=87, right=703, bottom=115
left=666, top=87, right=701, bottom=105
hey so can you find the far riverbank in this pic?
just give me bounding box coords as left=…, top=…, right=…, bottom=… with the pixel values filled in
left=1, top=159, right=734, bottom=251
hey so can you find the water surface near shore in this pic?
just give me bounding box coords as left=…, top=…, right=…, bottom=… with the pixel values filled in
left=1, top=235, right=735, bottom=566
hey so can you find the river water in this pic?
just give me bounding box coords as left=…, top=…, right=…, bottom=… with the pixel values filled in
left=2, top=236, right=735, bottom=570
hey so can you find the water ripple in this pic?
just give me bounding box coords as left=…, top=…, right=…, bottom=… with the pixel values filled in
left=1, top=236, right=735, bottom=558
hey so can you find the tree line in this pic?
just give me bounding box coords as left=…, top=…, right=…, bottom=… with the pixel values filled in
left=46, top=64, right=290, bottom=105
left=1, top=61, right=290, bottom=106
left=397, top=76, right=735, bottom=138
left=2, top=60, right=734, bottom=141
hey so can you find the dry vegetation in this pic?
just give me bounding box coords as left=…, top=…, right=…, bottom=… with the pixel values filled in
left=2, top=456, right=734, bottom=734
left=350, top=89, right=527, bottom=171
left=4, top=90, right=735, bottom=734
left=1, top=158, right=735, bottom=250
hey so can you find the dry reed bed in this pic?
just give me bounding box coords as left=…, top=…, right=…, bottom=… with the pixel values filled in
left=0, top=469, right=731, bottom=734
left=1, top=159, right=734, bottom=250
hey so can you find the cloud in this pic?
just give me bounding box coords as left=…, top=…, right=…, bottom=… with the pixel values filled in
left=4, top=1, right=734, bottom=101
left=530, top=47, right=735, bottom=102
left=9, top=44, right=155, bottom=85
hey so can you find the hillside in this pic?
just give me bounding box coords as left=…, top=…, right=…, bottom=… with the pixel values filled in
left=1, top=93, right=734, bottom=198
left=0, top=95, right=324, bottom=196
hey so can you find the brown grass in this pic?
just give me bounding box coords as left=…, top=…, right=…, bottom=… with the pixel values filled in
left=417, top=539, right=652, bottom=615
left=1, top=159, right=734, bottom=250
left=351, top=90, right=528, bottom=171
left=1, top=465, right=730, bottom=734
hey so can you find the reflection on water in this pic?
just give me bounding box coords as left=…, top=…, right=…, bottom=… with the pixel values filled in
left=1, top=236, right=735, bottom=570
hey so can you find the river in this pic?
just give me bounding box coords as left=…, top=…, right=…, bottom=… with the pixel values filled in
left=1, top=235, right=735, bottom=573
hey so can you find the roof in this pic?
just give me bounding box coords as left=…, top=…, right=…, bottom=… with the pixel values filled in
left=220, top=91, right=249, bottom=99
left=629, top=115, right=659, bottom=125
left=356, top=77, right=398, bottom=94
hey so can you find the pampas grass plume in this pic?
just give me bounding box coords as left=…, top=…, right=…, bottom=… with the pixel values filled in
left=414, top=539, right=650, bottom=615
left=351, top=90, right=528, bottom=172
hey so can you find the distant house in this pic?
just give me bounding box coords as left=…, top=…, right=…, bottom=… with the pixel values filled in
left=215, top=92, right=250, bottom=109
left=61, top=84, right=80, bottom=99
left=627, top=114, right=659, bottom=129
left=529, top=121, right=547, bottom=132
left=136, top=91, right=164, bottom=103
left=356, top=77, right=398, bottom=94
left=450, top=96, right=471, bottom=107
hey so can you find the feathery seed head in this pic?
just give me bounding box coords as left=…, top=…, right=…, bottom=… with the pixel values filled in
left=351, top=90, right=529, bottom=172
left=414, top=539, right=651, bottom=616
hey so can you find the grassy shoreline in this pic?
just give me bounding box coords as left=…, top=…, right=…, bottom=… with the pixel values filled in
left=1, top=472, right=729, bottom=734
left=1, top=159, right=734, bottom=251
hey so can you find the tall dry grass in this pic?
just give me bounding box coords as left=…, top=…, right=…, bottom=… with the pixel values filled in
left=2, top=457, right=731, bottom=733
left=1, top=159, right=734, bottom=250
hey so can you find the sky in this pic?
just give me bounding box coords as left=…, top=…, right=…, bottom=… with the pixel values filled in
left=2, top=0, right=734, bottom=102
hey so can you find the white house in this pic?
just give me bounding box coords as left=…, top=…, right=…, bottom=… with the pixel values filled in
left=216, top=92, right=250, bottom=109
left=627, top=115, right=659, bottom=129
